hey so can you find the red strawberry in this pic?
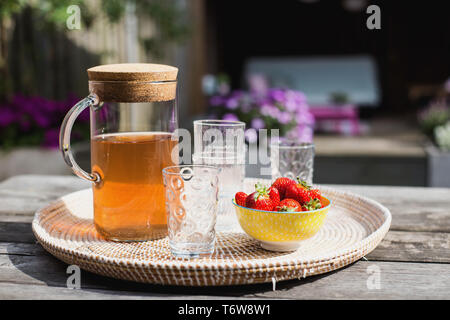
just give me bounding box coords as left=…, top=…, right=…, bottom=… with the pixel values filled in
left=235, top=192, right=247, bottom=207
left=253, top=197, right=274, bottom=211
left=285, top=183, right=311, bottom=204
left=268, top=187, right=280, bottom=208
left=245, top=192, right=274, bottom=211
left=272, top=177, right=296, bottom=199
left=295, top=178, right=311, bottom=190
left=296, top=188, right=312, bottom=204
left=245, top=183, right=275, bottom=211
left=308, top=188, right=321, bottom=200
left=276, top=198, right=301, bottom=212
left=319, top=196, right=327, bottom=207
left=302, top=198, right=322, bottom=211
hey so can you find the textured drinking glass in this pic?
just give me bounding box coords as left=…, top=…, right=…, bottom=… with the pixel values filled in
left=270, top=141, right=315, bottom=184
left=162, top=165, right=220, bottom=258
left=193, top=120, right=245, bottom=219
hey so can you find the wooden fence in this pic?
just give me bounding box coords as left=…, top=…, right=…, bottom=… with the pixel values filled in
left=3, top=0, right=206, bottom=128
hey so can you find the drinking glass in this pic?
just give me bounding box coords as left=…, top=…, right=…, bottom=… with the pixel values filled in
left=193, top=120, right=245, bottom=221
left=162, top=165, right=220, bottom=258
left=270, top=140, right=315, bottom=184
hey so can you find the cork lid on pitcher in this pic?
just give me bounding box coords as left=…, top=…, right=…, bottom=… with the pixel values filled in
left=87, top=63, right=178, bottom=103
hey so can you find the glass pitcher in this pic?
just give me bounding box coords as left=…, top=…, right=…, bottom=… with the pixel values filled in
left=59, top=63, right=179, bottom=241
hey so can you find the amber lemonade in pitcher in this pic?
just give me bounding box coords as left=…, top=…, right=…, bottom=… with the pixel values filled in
left=91, top=132, right=178, bottom=241
left=59, top=63, right=179, bottom=241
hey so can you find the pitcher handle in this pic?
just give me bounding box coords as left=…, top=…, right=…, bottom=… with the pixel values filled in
left=59, top=93, right=100, bottom=182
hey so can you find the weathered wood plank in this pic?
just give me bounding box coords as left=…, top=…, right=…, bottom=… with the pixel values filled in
left=325, top=184, right=450, bottom=232
left=247, top=261, right=450, bottom=300
left=0, top=282, right=242, bottom=300
left=0, top=213, right=33, bottom=223
left=0, top=242, right=46, bottom=256
left=367, top=231, right=450, bottom=263
left=0, top=250, right=448, bottom=299
left=0, top=174, right=89, bottom=193
left=0, top=248, right=273, bottom=298
left=0, top=282, right=152, bottom=300
left=0, top=175, right=89, bottom=215
left=0, top=222, right=35, bottom=243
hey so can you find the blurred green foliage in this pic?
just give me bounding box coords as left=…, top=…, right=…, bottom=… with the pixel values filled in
left=0, top=0, right=188, bottom=97
left=329, top=92, right=349, bottom=105
left=0, top=0, right=25, bottom=18
left=435, top=121, right=450, bottom=151
left=0, top=0, right=187, bottom=52
left=418, top=102, right=450, bottom=139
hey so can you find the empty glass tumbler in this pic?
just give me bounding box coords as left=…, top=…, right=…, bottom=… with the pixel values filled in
left=270, top=140, right=315, bottom=184
left=162, top=165, right=220, bottom=258
left=192, top=120, right=245, bottom=218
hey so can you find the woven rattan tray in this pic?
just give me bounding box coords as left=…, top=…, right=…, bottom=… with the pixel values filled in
left=32, top=179, right=391, bottom=286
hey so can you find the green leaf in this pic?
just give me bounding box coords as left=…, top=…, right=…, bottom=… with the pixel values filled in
left=101, top=0, right=126, bottom=23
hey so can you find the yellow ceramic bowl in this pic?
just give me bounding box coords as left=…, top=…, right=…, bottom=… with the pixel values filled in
left=232, top=196, right=332, bottom=252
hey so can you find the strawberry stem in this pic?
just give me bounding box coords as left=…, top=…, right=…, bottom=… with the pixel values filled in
left=255, top=182, right=269, bottom=196
left=296, top=177, right=311, bottom=190
left=303, top=198, right=322, bottom=211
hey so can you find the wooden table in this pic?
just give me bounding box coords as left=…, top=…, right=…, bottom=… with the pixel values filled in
left=1, top=175, right=449, bottom=299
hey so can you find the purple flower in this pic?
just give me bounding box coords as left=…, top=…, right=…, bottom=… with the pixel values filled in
left=418, top=102, right=449, bottom=122
left=287, top=90, right=307, bottom=103
left=261, top=103, right=278, bottom=117
left=295, top=101, right=310, bottom=113
left=260, top=104, right=272, bottom=116
left=251, top=118, right=265, bottom=130
left=222, top=113, right=239, bottom=121
left=206, top=85, right=312, bottom=140
left=286, top=125, right=313, bottom=143
left=34, top=113, right=51, bottom=128
left=210, top=96, right=224, bottom=106
left=240, top=102, right=252, bottom=113
left=269, top=88, right=286, bottom=102
left=268, top=107, right=281, bottom=118
left=282, top=91, right=308, bottom=113
left=277, top=112, right=291, bottom=125
left=296, top=111, right=315, bottom=126
left=250, top=91, right=267, bottom=105
left=78, top=107, right=90, bottom=122
left=230, top=90, right=244, bottom=98
left=284, top=99, right=298, bottom=112
left=0, top=108, right=16, bottom=127
left=248, top=74, right=268, bottom=95
left=297, top=125, right=314, bottom=143
left=225, top=98, right=239, bottom=110
left=0, top=93, right=88, bottom=148
left=245, top=128, right=258, bottom=143
left=44, top=101, right=60, bottom=113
